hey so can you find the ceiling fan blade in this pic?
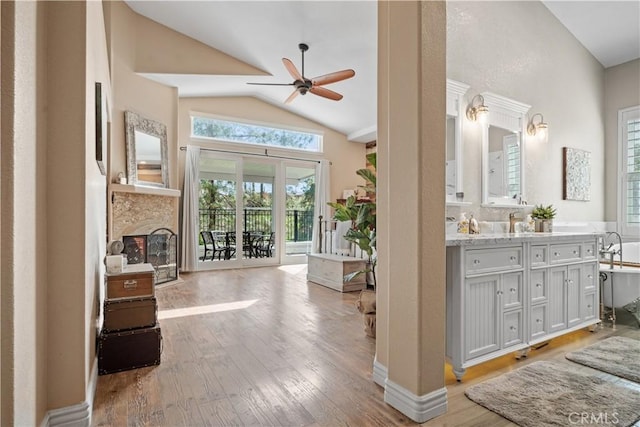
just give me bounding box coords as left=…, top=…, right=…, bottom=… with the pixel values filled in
left=246, top=82, right=295, bottom=86
left=282, top=58, right=303, bottom=81
left=311, top=69, right=355, bottom=87
left=284, top=89, right=300, bottom=105
left=309, top=86, right=343, bottom=101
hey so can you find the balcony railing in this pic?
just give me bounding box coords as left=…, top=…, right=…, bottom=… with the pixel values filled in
left=199, top=208, right=314, bottom=242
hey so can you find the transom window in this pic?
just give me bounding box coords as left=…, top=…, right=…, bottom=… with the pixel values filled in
left=191, top=115, right=322, bottom=152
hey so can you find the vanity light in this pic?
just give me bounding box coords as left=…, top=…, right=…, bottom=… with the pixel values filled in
left=466, top=94, right=489, bottom=123
left=527, top=113, right=548, bottom=143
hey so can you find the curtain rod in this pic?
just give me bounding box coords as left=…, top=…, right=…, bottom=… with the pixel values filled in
left=179, top=146, right=328, bottom=164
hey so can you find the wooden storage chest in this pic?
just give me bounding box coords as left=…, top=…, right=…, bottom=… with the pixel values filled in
left=106, top=263, right=155, bottom=300
left=307, top=253, right=367, bottom=292
left=103, top=297, right=157, bottom=333
left=98, top=325, right=162, bottom=375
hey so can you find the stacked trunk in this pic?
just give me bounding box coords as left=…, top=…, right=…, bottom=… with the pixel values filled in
left=99, top=264, right=162, bottom=375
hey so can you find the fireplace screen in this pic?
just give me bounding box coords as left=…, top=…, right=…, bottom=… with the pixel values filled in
left=123, top=228, right=178, bottom=284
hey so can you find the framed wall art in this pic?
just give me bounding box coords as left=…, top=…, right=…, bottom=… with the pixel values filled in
left=563, top=147, right=591, bottom=201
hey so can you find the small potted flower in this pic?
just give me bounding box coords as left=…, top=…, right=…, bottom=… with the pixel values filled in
left=531, top=204, right=556, bottom=232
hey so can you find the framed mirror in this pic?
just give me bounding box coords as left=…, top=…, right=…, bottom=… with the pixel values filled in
left=446, top=79, right=470, bottom=204
left=480, top=92, right=530, bottom=207
left=125, top=111, right=168, bottom=188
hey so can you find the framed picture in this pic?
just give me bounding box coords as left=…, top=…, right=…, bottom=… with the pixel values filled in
left=123, top=235, right=147, bottom=264
left=563, top=147, right=591, bottom=201
left=95, top=82, right=107, bottom=176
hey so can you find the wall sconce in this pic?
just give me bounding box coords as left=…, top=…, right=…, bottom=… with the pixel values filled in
left=527, top=113, right=548, bottom=142
left=466, top=94, right=489, bottom=123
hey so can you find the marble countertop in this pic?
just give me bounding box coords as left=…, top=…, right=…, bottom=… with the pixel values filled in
left=446, top=231, right=604, bottom=247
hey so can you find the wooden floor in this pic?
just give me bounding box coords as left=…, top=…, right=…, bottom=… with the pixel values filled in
left=92, top=265, right=640, bottom=426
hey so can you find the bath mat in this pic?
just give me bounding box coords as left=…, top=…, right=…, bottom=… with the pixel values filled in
left=566, top=336, right=640, bottom=383
left=464, top=360, right=640, bottom=427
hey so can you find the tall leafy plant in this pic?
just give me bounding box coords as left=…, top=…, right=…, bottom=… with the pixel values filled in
left=328, top=153, right=377, bottom=289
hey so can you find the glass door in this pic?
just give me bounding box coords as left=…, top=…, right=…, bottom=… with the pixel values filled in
left=197, top=154, right=316, bottom=269
left=241, top=160, right=278, bottom=266
left=198, top=156, right=240, bottom=267
left=282, top=162, right=316, bottom=264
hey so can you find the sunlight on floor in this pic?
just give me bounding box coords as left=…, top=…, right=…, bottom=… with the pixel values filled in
left=277, top=264, right=307, bottom=274
left=158, top=299, right=259, bottom=320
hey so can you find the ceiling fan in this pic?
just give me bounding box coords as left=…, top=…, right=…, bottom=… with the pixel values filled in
left=247, top=43, right=355, bottom=104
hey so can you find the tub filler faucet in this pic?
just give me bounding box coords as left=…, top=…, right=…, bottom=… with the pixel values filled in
left=601, top=231, right=623, bottom=269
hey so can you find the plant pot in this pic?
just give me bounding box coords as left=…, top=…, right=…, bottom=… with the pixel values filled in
left=355, top=289, right=376, bottom=338
left=535, top=219, right=553, bottom=233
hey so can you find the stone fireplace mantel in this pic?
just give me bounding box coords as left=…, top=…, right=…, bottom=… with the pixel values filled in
left=108, top=184, right=181, bottom=243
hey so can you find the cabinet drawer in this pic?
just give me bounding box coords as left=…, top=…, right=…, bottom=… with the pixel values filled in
left=465, top=247, right=523, bottom=275
left=583, top=241, right=597, bottom=260
left=530, top=304, right=548, bottom=341
left=549, top=243, right=582, bottom=264
left=503, top=310, right=523, bottom=348
left=583, top=292, right=597, bottom=321
left=502, top=273, right=523, bottom=310
left=530, top=270, right=548, bottom=304
left=531, top=245, right=548, bottom=267
left=582, top=263, right=597, bottom=293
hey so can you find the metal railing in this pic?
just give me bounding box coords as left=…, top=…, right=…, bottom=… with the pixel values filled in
left=199, top=208, right=314, bottom=242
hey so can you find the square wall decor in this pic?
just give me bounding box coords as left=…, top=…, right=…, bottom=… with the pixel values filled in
left=563, top=147, right=591, bottom=201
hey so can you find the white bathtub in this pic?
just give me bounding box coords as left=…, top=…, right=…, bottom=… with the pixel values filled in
left=600, top=241, right=640, bottom=308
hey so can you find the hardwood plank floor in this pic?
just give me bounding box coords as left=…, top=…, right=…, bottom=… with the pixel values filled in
left=92, top=265, right=640, bottom=426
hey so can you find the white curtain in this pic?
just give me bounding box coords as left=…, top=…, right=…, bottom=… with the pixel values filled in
left=311, top=159, right=331, bottom=254
left=181, top=145, right=200, bottom=271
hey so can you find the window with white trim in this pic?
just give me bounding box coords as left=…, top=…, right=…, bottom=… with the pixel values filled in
left=191, top=115, right=322, bottom=152
left=619, top=106, right=640, bottom=238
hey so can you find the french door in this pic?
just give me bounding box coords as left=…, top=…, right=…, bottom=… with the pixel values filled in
left=197, top=153, right=316, bottom=269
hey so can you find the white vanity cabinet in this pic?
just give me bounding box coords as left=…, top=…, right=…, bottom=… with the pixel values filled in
left=446, top=233, right=600, bottom=381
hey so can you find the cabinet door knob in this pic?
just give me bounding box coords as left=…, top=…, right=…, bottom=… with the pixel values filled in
left=510, top=326, right=516, bottom=331
left=510, top=287, right=516, bottom=293
left=536, top=283, right=542, bottom=288
left=535, top=254, right=541, bottom=258
left=536, top=319, right=542, bottom=323
left=473, top=259, right=480, bottom=265
left=554, top=252, right=560, bottom=257
left=587, top=304, right=592, bottom=309
left=509, top=256, right=516, bottom=261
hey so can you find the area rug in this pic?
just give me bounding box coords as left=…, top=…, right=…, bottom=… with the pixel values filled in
left=464, top=360, right=640, bottom=427
left=565, top=336, right=640, bottom=383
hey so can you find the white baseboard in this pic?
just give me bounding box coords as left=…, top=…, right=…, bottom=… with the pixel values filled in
left=384, top=379, right=447, bottom=423
left=372, top=357, right=388, bottom=387
left=42, top=358, right=98, bottom=427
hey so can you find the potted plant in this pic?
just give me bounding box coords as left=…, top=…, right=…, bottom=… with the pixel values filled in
left=531, top=204, right=556, bottom=232
left=328, top=152, right=377, bottom=337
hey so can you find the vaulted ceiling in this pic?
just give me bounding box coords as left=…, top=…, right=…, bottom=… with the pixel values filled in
left=125, top=1, right=639, bottom=143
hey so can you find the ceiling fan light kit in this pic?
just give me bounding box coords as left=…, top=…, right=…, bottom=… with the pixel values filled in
left=247, top=43, right=355, bottom=104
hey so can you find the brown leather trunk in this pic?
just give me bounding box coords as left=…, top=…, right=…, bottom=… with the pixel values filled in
left=98, top=326, right=162, bottom=375
left=106, top=269, right=154, bottom=300
left=103, top=297, right=157, bottom=333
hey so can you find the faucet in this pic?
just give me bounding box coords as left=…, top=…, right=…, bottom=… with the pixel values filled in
left=508, top=212, right=521, bottom=233
left=603, top=231, right=623, bottom=269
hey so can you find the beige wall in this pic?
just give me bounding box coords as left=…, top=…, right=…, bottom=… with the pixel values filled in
left=178, top=97, right=366, bottom=201
left=105, top=1, right=179, bottom=190
left=604, top=59, right=640, bottom=223
left=377, top=0, right=446, bottom=415
left=1, top=1, right=49, bottom=423
left=1, top=1, right=110, bottom=423
left=447, top=1, right=605, bottom=222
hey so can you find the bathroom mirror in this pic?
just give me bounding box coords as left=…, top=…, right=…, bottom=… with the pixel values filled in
left=446, top=79, right=470, bottom=204
left=125, top=111, right=168, bottom=188
left=480, top=92, right=530, bottom=207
